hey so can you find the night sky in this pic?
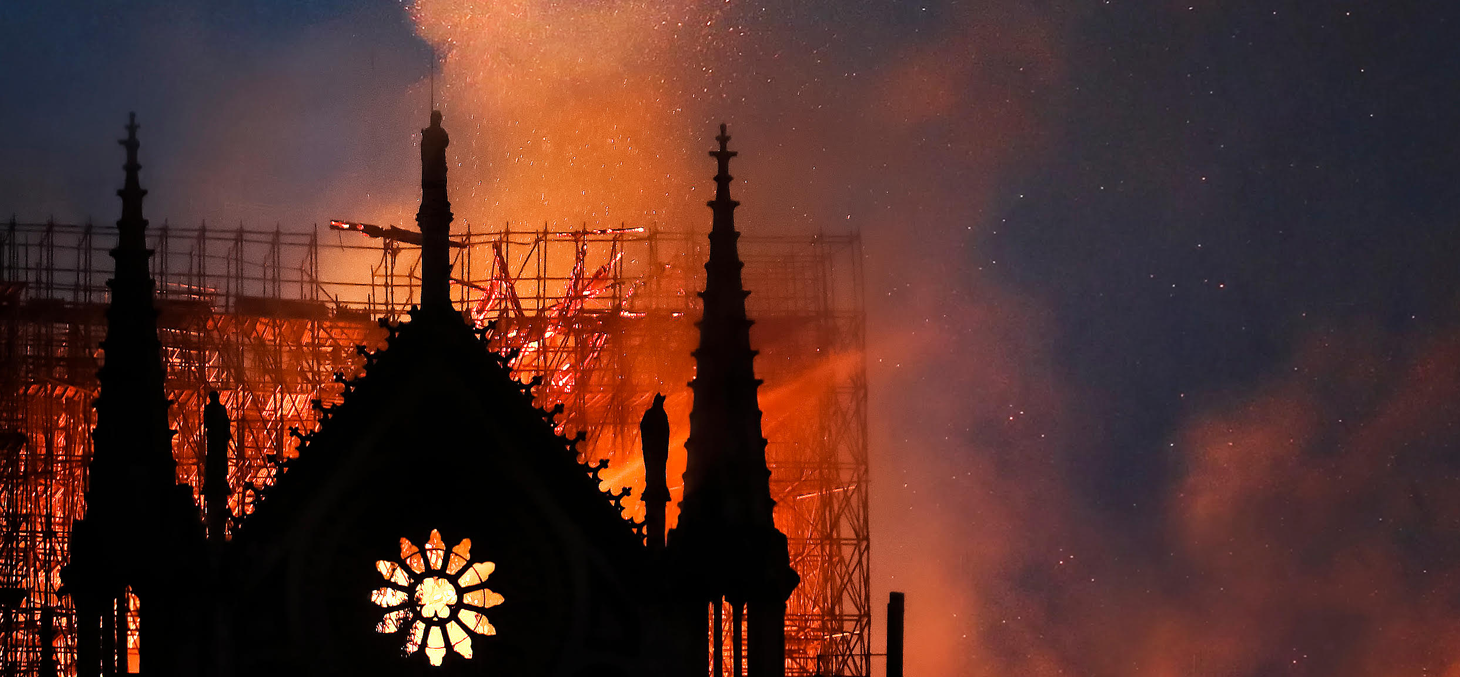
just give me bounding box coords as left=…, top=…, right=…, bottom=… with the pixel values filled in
left=5, top=1, right=1460, bottom=675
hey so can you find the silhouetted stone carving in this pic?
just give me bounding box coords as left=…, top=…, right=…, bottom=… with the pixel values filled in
left=204, top=390, right=231, bottom=547
left=418, top=110, right=454, bottom=312
left=640, top=393, right=670, bottom=551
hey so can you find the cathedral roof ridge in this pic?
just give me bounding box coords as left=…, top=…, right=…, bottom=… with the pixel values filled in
left=231, top=307, right=641, bottom=553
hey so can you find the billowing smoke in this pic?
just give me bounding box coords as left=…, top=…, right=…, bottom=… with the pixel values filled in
left=1158, top=328, right=1460, bottom=676
left=402, top=6, right=1067, bottom=673
left=6, top=1, right=1459, bottom=676
left=891, top=315, right=1460, bottom=676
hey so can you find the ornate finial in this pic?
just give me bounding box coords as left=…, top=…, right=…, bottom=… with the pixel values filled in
left=710, top=122, right=737, bottom=163
left=118, top=113, right=144, bottom=196
left=120, top=112, right=140, bottom=174
left=708, top=123, right=739, bottom=221
left=116, top=112, right=148, bottom=249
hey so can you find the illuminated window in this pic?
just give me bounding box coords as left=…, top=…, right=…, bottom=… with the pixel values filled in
left=373, top=530, right=504, bottom=666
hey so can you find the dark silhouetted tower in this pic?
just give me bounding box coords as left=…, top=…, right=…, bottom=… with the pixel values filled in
left=669, top=124, right=799, bottom=677
left=64, top=114, right=205, bottom=677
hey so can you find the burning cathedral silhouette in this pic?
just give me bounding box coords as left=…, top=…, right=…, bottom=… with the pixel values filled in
left=61, top=112, right=799, bottom=677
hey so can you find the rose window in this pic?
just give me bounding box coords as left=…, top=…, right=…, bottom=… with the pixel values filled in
left=373, top=529, right=504, bottom=666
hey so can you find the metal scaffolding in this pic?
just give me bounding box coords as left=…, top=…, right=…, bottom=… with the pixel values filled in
left=0, top=218, right=870, bottom=677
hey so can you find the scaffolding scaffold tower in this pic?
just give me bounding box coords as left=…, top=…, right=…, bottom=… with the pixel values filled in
left=0, top=218, right=870, bottom=677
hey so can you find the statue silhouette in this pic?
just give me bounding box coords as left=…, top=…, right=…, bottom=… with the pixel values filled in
left=640, top=393, right=670, bottom=551
left=203, top=390, right=231, bottom=546
left=417, top=110, right=453, bottom=311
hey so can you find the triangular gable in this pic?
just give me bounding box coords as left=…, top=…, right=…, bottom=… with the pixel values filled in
left=225, top=310, right=650, bottom=676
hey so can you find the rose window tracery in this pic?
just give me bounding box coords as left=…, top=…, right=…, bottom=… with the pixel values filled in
left=373, top=529, right=504, bottom=666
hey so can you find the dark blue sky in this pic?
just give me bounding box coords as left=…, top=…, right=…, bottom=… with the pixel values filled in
left=996, top=0, right=1460, bottom=508
left=5, top=1, right=1460, bottom=674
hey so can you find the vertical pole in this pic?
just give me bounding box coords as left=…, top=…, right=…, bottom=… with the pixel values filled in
left=115, top=593, right=128, bottom=675
left=198, top=221, right=207, bottom=302
left=130, top=591, right=140, bottom=676
left=305, top=225, right=315, bottom=302
left=36, top=601, right=54, bottom=677
left=103, top=597, right=115, bottom=677
left=384, top=241, right=393, bottom=315
left=273, top=225, right=282, bottom=299
left=75, top=603, right=97, bottom=677
left=887, top=592, right=904, bottom=677
left=690, top=599, right=708, bottom=677
left=462, top=220, right=471, bottom=310
left=159, top=222, right=168, bottom=297
left=747, top=600, right=787, bottom=677
left=44, top=219, right=54, bottom=297
left=732, top=603, right=744, bottom=677
left=99, top=595, right=114, bottom=677
left=234, top=226, right=244, bottom=312
left=82, top=224, right=94, bottom=302
left=4, top=218, right=12, bottom=285
left=713, top=599, right=724, bottom=677
left=312, top=224, right=320, bottom=302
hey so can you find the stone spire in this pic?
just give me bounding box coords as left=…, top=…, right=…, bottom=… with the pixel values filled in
left=677, top=123, right=783, bottom=556
left=66, top=113, right=206, bottom=677
left=670, top=124, right=797, bottom=677
left=88, top=112, right=177, bottom=498
left=417, top=110, right=454, bottom=312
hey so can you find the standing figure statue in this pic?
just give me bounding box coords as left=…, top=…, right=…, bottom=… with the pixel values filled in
left=640, top=393, right=670, bottom=551
left=203, top=390, right=232, bottom=546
